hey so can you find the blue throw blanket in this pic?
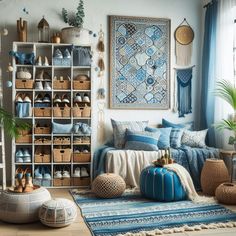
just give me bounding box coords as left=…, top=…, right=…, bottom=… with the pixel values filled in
left=93, top=145, right=219, bottom=191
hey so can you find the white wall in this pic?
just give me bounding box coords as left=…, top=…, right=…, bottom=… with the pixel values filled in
left=0, top=0, right=203, bottom=181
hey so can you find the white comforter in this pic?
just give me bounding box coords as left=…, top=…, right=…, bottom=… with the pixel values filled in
left=105, top=150, right=161, bottom=187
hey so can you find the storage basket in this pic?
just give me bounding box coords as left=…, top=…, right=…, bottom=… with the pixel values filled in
left=53, top=148, right=72, bottom=162
left=18, top=129, right=32, bottom=135
left=73, top=80, right=90, bottom=90
left=62, top=178, right=71, bottom=186
left=72, top=107, right=82, bottom=117
left=72, top=177, right=90, bottom=186
left=53, top=80, right=70, bottom=90
left=34, top=107, right=51, bottom=117
left=35, top=154, right=51, bottom=163
left=53, top=107, right=71, bottom=117
left=53, top=179, right=62, bottom=186
left=81, top=106, right=91, bottom=117
left=15, top=79, right=34, bottom=89
left=34, top=126, right=51, bottom=134
left=16, top=135, right=32, bottom=143
left=73, top=153, right=91, bottom=163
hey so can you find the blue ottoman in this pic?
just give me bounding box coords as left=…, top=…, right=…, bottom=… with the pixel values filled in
left=140, top=166, right=187, bottom=201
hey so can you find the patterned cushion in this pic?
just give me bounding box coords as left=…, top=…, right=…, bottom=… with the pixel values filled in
left=145, top=127, right=172, bottom=149
left=162, top=118, right=193, bottom=130
left=170, top=128, right=184, bottom=148
left=125, top=129, right=160, bottom=151
left=111, top=119, right=148, bottom=148
left=181, top=129, right=208, bottom=147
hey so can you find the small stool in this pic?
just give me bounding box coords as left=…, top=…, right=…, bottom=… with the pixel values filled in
left=92, top=173, right=126, bottom=198
left=201, top=159, right=229, bottom=196
left=216, top=183, right=236, bottom=205
left=39, top=198, right=77, bottom=227
left=140, top=166, right=186, bottom=202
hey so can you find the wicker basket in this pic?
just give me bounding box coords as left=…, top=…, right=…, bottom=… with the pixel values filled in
left=72, top=177, right=90, bottom=186
left=53, top=148, right=72, bottom=162
left=16, top=135, right=32, bottom=143
left=18, top=129, right=32, bottom=135
left=34, top=126, right=51, bottom=134
left=53, top=80, right=70, bottom=90
left=35, top=154, right=51, bottom=163
left=53, top=137, right=70, bottom=145
left=53, top=107, right=71, bottom=117
left=15, top=79, right=34, bottom=89
left=34, top=107, right=51, bottom=117
left=215, top=183, right=236, bottom=205
left=53, top=179, right=63, bottom=186
left=73, top=153, right=91, bottom=163
left=72, top=107, right=82, bottom=117
left=73, top=80, right=90, bottom=90
left=201, top=159, right=230, bottom=196
left=92, top=173, right=126, bottom=198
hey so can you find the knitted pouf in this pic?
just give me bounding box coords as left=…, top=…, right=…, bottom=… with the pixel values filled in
left=201, top=159, right=229, bottom=196
left=215, top=183, right=236, bottom=205
left=140, top=166, right=187, bottom=202
left=39, top=198, right=77, bottom=227
left=92, top=173, right=126, bottom=198
left=0, top=187, right=51, bottom=223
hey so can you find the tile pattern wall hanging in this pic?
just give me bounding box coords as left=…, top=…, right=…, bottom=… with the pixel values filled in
left=109, top=15, right=170, bottom=109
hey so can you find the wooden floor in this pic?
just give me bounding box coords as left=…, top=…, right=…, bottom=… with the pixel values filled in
left=0, top=189, right=236, bottom=236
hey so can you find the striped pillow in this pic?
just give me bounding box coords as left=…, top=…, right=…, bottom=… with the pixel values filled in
left=170, top=128, right=184, bottom=148
left=125, top=129, right=160, bottom=151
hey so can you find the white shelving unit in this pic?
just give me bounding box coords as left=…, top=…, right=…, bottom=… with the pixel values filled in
left=11, top=42, right=93, bottom=188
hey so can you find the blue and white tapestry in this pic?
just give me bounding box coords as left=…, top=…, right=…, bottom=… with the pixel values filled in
left=109, top=16, right=170, bottom=109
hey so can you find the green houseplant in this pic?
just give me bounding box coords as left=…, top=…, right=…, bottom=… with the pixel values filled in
left=215, top=80, right=236, bottom=146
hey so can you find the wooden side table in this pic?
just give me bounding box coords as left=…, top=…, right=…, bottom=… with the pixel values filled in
left=219, top=150, right=236, bottom=183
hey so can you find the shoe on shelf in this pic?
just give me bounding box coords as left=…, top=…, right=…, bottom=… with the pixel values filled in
left=54, top=49, right=63, bottom=59
left=15, top=93, right=23, bottom=103
left=54, top=170, right=62, bottom=179
left=23, top=149, right=31, bottom=163
left=63, top=48, right=71, bottom=58
left=43, top=170, right=52, bottom=180
left=43, top=56, right=49, bottom=66
left=34, top=167, right=43, bottom=179
left=73, top=167, right=81, bottom=177
left=23, top=94, right=32, bottom=103
left=43, top=94, right=51, bottom=103
left=83, top=93, right=90, bottom=103
left=35, top=94, right=43, bottom=103
left=44, top=81, right=52, bottom=90
left=62, top=169, right=70, bottom=178
left=35, top=81, right=43, bottom=90
left=36, top=70, right=44, bottom=80
left=74, top=93, right=82, bottom=103
left=74, top=149, right=80, bottom=153
left=82, top=149, right=89, bottom=153
left=36, top=56, right=42, bottom=66
left=62, top=94, right=70, bottom=104
left=16, top=149, right=24, bottom=157
left=80, top=167, right=89, bottom=177
left=53, top=94, right=62, bottom=103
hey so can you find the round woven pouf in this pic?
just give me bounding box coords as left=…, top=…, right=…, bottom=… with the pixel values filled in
left=201, top=159, right=229, bottom=196
left=92, top=173, right=126, bottom=198
left=39, top=198, right=77, bottom=228
left=140, top=166, right=187, bottom=202
left=0, top=187, right=51, bottom=223
left=215, top=183, right=236, bottom=205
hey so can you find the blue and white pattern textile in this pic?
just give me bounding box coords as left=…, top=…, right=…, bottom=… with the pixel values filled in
left=162, top=118, right=193, bottom=130
left=170, top=128, right=184, bottom=148
left=125, top=129, right=160, bottom=151
left=182, top=129, right=208, bottom=148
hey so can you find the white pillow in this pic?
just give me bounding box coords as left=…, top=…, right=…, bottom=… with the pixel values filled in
left=181, top=129, right=208, bottom=148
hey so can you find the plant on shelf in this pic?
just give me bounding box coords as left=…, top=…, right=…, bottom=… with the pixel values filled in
left=215, top=80, right=236, bottom=146
left=0, top=107, right=30, bottom=138
left=62, top=0, right=85, bottom=28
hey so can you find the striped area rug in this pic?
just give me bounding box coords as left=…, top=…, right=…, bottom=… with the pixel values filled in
left=70, top=190, right=236, bottom=236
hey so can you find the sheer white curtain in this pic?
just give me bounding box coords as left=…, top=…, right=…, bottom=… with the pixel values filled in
left=214, top=0, right=236, bottom=149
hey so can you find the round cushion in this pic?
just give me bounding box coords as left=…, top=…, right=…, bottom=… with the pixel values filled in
left=215, top=183, right=236, bottom=205
left=92, top=173, right=126, bottom=198
left=140, top=166, right=187, bottom=202
left=0, top=187, right=51, bottom=223
left=201, top=159, right=229, bottom=196
left=39, top=198, right=77, bottom=228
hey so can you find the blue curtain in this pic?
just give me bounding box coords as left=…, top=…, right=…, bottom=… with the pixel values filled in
left=200, top=0, right=218, bottom=147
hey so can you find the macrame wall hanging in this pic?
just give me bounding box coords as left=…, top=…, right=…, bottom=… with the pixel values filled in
left=173, top=67, right=194, bottom=117
left=96, top=26, right=106, bottom=143
left=174, top=18, right=194, bottom=66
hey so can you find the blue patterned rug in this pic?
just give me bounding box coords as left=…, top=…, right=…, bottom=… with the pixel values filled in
left=70, top=190, right=236, bottom=236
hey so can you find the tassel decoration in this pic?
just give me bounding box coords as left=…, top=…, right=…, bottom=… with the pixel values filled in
left=98, top=57, right=105, bottom=71
left=97, top=39, right=105, bottom=52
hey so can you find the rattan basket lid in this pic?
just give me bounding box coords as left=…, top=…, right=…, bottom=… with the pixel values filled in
left=175, top=25, right=194, bottom=45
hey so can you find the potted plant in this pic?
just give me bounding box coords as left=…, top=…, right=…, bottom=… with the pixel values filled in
left=61, top=0, right=90, bottom=45
left=215, top=80, right=236, bottom=149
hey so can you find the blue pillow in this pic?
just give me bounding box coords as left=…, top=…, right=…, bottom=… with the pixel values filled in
left=52, top=121, right=73, bottom=134
left=145, top=127, right=171, bottom=149
left=125, top=129, right=160, bottom=151
left=162, top=118, right=193, bottom=130
left=170, top=128, right=184, bottom=148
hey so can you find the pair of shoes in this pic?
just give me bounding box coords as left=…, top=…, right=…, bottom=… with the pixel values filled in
left=53, top=75, right=71, bottom=81
left=35, top=137, right=51, bottom=144
left=73, top=148, right=89, bottom=153
left=54, top=94, right=70, bottom=104
left=34, top=166, right=52, bottom=179
left=35, top=146, right=50, bottom=155
left=35, top=93, right=51, bottom=103
left=15, top=149, right=31, bottom=163
left=54, top=168, right=70, bottom=178
left=73, top=136, right=90, bottom=144
left=36, top=56, right=49, bottom=66
left=35, top=70, right=51, bottom=81
left=15, top=93, right=31, bottom=103
left=35, top=81, right=52, bottom=90
left=54, top=137, right=70, bottom=145
left=14, top=168, right=33, bottom=193
left=73, top=122, right=92, bottom=135
left=16, top=68, right=32, bottom=79
left=53, top=48, right=71, bottom=59
left=73, top=167, right=89, bottom=177
left=74, top=93, right=90, bottom=103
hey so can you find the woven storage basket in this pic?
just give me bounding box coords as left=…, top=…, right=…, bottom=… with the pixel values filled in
left=34, top=107, right=51, bottom=117
left=92, top=173, right=126, bottom=198
left=15, top=79, right=34, bottom=89
left=16, top=135, right=32, bottom=143
left=73, top=107, right=82, bottom=117
left=81, top=106, right=91, bottom=117
left=73, top=177, right=90, bottom=186
left=73, top=153, right=91, bottom=162
left=35, top=154, right=51, bottom=163
left=201, top=159, right=230, bottom=196
left=215, top=183, right=236, bottom=205
left=34, top=126, right=50, bottom=134
left=53, top=107, right=71, bottom=117
left=53, top=148, right=72, bottom=162
left=53, top=80, right=70, bottom=90
left=73, top=80, right=90, bottom=90
left=18, top=129, right=31, bottom=135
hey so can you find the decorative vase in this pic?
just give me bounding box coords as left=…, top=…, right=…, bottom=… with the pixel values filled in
left=61, top=27, right=90, bottom=45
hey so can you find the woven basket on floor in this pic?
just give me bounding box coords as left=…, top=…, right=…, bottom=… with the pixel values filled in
left=201, top=159, right=229, bottom=196
left=215, top=183, right=236, bottom=205
left=92, top=173, right=126, bottom=198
